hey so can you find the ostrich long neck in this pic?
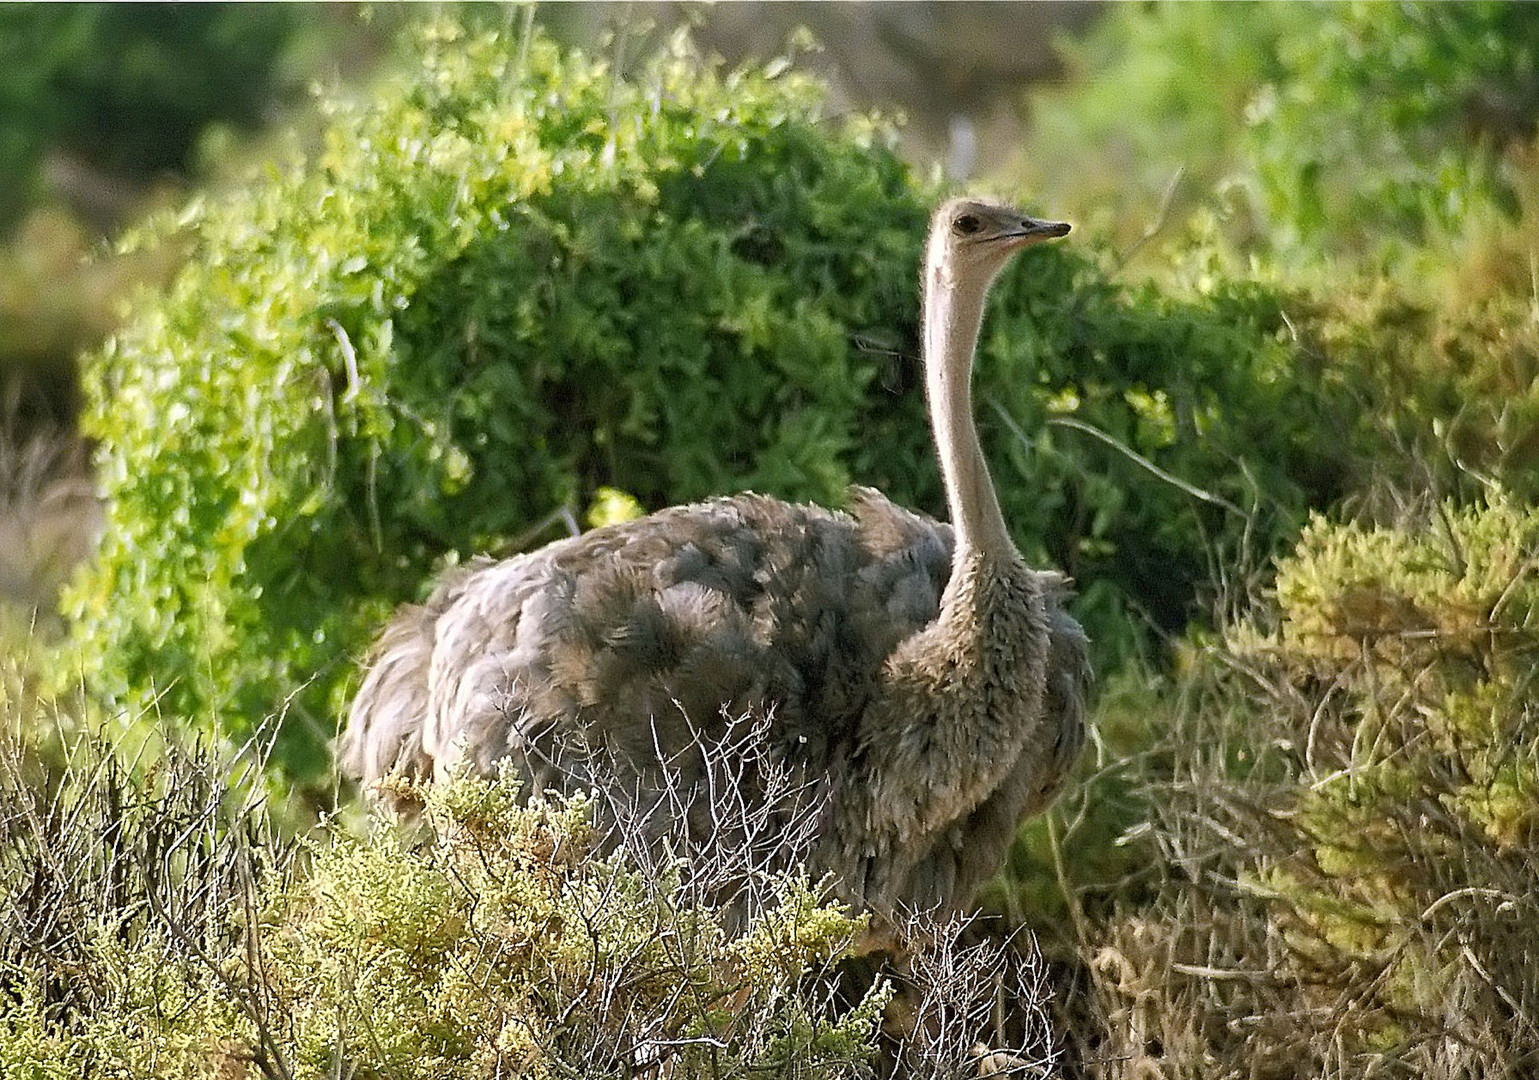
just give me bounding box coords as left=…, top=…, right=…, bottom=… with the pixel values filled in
left=924, top=246, right=1015, bottom=562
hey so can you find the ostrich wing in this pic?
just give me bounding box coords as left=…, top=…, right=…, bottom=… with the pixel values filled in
left=341, top=489, right=954, bottom=796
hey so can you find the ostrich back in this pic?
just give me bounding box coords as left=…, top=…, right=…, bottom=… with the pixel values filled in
left=341, top=487, right=1087, bottom=918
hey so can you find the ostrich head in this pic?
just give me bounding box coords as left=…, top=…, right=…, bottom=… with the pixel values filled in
left=927, top=196, right=1070, bottom=288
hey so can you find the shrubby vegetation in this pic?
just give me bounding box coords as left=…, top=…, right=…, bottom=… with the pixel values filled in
left=992, top=5, right=1539, bottom=1075
left=0, top=727, right=904, bottom=1078
left=9, top=6, right=1539, bottom=1078
left=64, top=18, right=1364, bottom=781
left=1064, top=497, right=1539, bottom=1075
left=2, top=649, right=1058, bottom=1079
left=1025, top=1, right=1539, bottom=271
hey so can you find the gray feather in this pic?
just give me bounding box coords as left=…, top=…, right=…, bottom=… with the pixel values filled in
left=341, top=489, right=1089, bottom=922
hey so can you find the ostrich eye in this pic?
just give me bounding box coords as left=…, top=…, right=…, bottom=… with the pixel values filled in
left=953, top=213, right=982, bottom=237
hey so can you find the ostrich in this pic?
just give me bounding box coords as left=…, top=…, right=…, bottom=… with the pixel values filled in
left=341, top=196, right=1089, bottom=929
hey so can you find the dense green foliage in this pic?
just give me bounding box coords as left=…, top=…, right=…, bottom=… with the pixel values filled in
left=67, top=22, right=929, bottom=776
left=1026, top=1, right=1539, bottom=268
left=1023, top=1, right=1309, bottom=254
left=0, top=4, right=300, bottom=229
left=1247, top=2, right=1539, bottom=256
left=66, top=19, right=1359, bottom=780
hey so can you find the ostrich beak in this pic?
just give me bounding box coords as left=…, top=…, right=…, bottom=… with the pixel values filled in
left=1002, top=217, right=1071, bottom=246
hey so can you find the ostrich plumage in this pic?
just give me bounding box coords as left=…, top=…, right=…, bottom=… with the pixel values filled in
left=341, top=197, right=1090, bottom=926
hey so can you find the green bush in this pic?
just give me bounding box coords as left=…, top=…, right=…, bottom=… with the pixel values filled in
left=1024, top=2, right=1539, bottom=270
left=1020, top=1, right=1311, bottom=255
left=271, top=774, right=890, bottom=1078
left=65, top=18, right=1358, bottom=781
left=0, top=4, right=301, bottom=228
left=1288, top=287, right=1539, bottom=503
left=1071, top=497, right=1539, bottom=1075
left=64, top=21, right=931, bottom=778
left=1245, top=2, right=1539, bottom=260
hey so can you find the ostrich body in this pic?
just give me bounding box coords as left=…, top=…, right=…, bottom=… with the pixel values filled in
left=341, top=198, right=1089, bottom=924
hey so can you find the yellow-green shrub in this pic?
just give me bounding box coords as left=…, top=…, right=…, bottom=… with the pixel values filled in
left=1295, top=287, right=1539, bottom=503
left=0, top=738, right=891, bottom=1079
left=266, top=772, right=886, bottom=1078
left=1082, top=497, right=1539, bottom=1075
left=65, top=16, right=1359, bottom=781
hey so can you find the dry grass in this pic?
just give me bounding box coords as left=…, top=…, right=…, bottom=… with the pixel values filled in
left=1060, top=629, right=1539, bottom=1078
